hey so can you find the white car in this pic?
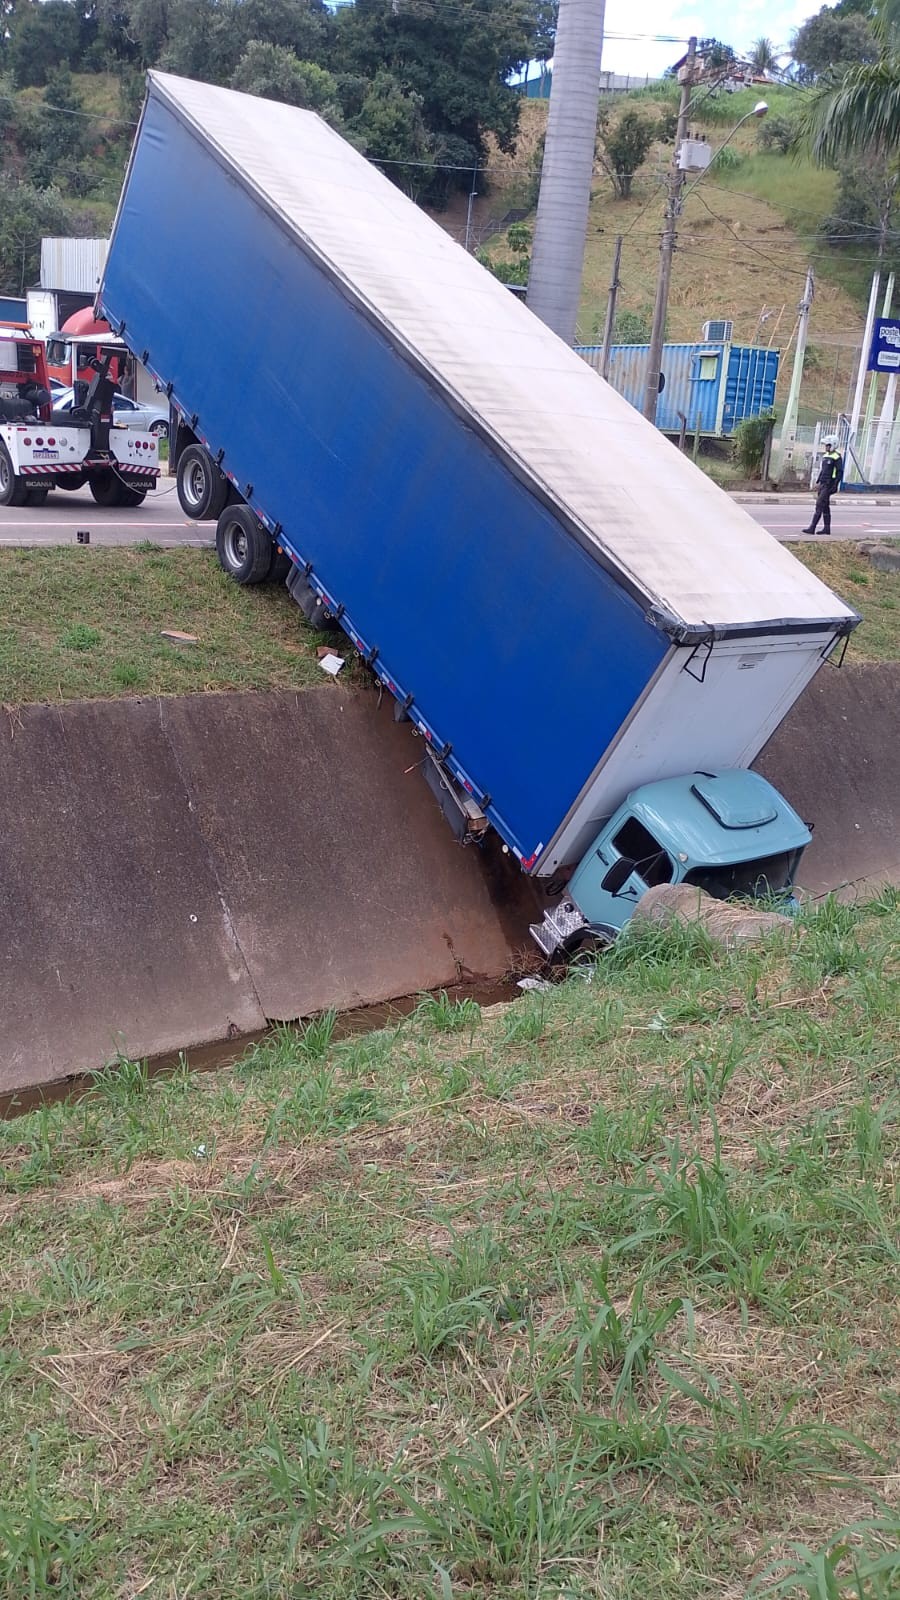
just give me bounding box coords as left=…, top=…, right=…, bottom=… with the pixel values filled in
left=53, top=387, right=169, bottom=438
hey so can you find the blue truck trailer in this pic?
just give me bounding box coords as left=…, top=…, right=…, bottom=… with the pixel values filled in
left=99, top=74, right=858, bottom=956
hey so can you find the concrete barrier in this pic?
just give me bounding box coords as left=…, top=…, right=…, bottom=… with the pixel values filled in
left=755, top=662, right=900, bottom=897
left=0, top=688, right=533, bottom=1092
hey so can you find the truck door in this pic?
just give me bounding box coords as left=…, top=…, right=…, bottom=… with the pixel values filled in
left=569, top=813, right=675, bottom=934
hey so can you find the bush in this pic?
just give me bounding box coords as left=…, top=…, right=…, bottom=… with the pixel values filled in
left=732, top=410, right=775, bottom=478
left=614, top=307, right=653, bottom=344
left=757, top=113, right=797, bottom=154
left=713, top=144, right=741, bottom=171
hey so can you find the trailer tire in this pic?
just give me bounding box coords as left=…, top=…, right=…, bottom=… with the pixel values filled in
left=0, top=443, right=28, bottom=506
left=216, top=505, right=273, bottom=585
left=56, top=473, right=88, bottom=491
left=119, top=487, right=148, bottom=507
left=89, top=470, right=126, bottom=507
left=177, top=445, right=229, bottom=520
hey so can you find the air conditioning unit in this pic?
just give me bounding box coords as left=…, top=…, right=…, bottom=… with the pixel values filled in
left=702, top=319, right=733, bottom=342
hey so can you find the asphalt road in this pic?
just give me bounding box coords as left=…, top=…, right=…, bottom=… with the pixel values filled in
left=2, top=482, right=900, bottom=547
left=0, top=479, right=213, bottom=547
left=741, top=498, right=900, bottom=542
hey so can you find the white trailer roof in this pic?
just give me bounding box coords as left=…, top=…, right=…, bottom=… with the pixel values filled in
left=147, top=73, right=855, bottom=635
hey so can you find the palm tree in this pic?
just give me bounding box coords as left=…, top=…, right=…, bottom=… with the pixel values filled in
left=798, top=0, right=900, bottom=162
left=800, top=59, right=900, bottom=164
left=750, top=36, right=779, bottom=75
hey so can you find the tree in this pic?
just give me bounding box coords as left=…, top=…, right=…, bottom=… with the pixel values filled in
left=799, top=55, right=900, bottom=160
left=232, top=0, right=329, bottom=65
left=820, top=149, right=900, bottom=256
left=756, top=112, right=798, bottom=153
left=22, top=65, right=87, bottom=189
left=596, top=107, right=657, bottom=200
left=332, top=0, right=549, bottom=201
left=8, top=0, right=83, bottom=87
left=791, top=6, right=876, bottom=82
left=750, top=36, right=779, bottom=74
left=697, top=37, right=737, bottom=72
left=231, top=41, right=343, bottom=124
left=350, top=69, right=432, bottom=194
left=0, top=174, right=73, bottom=292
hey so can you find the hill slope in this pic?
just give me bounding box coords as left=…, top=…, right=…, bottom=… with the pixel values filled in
left=478, top=93, right=871, bottom=427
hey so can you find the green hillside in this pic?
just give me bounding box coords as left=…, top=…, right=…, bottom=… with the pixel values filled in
left=479, top=87, right=875, bottom=429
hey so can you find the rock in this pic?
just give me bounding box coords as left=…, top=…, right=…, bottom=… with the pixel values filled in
left=860, top=541, right=900, bottom=573
left=631, top=883, right=794, bottom=947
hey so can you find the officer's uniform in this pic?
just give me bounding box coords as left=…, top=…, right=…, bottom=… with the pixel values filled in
left=804, top=444, right=843, bottom=535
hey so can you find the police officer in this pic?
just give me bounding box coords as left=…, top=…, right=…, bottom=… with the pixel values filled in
left=803, top=438, right=843, bottom=536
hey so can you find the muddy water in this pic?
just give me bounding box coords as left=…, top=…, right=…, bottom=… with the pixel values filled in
left=0, top=977, right=520, bottom=1122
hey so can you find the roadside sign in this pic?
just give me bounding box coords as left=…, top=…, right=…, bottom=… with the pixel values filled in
left=867, top=317, right=900, bottom=371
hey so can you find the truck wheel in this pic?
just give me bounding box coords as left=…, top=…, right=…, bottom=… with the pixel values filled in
left=0, top=443, right=28, bottom=507
left=56, top=474, right=88, bottom=491
left=177, top=445, right=229, bottom=520
left=25, top=487, right=50, bottom=506
left=216, top=505, right=273, bottom=585
left=119, top=487, right=147, bottom=507
left=89, top=471, right=126, bottom=507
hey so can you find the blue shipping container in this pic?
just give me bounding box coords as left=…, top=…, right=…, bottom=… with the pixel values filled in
left=576, top=341, right=779, bottom=436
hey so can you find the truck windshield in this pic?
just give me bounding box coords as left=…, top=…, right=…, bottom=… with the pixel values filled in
left=683, top=849, right=803, bottom=902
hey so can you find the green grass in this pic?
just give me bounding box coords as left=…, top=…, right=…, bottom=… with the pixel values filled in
left=0, top=547, right=347, bottom=703
left=0, top=899, right=897, bottom=1597
left=792, top=542, right=900, bottom=664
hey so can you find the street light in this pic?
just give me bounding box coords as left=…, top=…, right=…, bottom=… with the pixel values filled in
left=642, top=85, right=769, bottom=423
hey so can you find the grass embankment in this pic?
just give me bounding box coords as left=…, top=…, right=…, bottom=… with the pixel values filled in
left=0, top=546, right=341, bottom=702
left=793, top=542, right=900, bottom=664
left=0, top=539, right=896, bottom=706
left=1, top=901, right=897, bottom=1596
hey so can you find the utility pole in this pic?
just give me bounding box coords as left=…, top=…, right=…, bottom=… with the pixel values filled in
left=772, top=267, right=814, bottom=486
left=526, top=0, right=606, bottom=342
left=642, top=36, right=695, bottom=421
left=599, top=234, right=622, bottom=380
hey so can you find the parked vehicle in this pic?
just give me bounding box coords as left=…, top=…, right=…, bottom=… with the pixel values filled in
left=98, top=74, right=858, bottom=956
left=53, top=386, right=169, bottom=437
left=0, top=328, right=159, bottom=507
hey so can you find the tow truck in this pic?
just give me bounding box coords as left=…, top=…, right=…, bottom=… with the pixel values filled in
left=0, top=327, right=159, bottom=508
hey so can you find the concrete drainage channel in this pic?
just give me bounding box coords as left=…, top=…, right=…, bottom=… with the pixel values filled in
left=1, top=664, right=897, bottom=1102
left=0, top=976, right=520, bottom=1121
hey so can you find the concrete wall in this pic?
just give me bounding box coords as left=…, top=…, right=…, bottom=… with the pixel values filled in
left=2, top=661, right=895, bottom=1094
left=755, top=661, right=899, bottom=896
left=0, top=688, right=532, bottom=1092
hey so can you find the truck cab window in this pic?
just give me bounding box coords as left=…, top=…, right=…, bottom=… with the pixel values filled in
left=611, top=816, right=673, bottom=887
left=684, top=850, right=801, bottom=902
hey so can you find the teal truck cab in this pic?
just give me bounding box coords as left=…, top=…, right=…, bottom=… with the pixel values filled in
left=529, top=770, right=811, bottom=957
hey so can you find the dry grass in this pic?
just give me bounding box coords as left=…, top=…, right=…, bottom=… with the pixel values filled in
left=792, top=541, right=900, bottom=663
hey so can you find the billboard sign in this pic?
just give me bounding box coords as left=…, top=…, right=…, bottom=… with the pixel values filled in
left=868, top=317, right=900, bottom=371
